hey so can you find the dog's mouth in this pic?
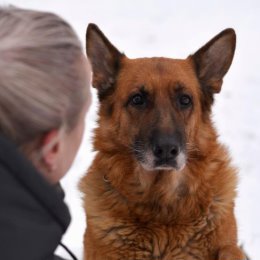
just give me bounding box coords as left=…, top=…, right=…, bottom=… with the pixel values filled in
left=136, top=149, right=187, bottom=172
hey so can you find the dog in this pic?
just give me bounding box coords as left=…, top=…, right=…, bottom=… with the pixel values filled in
left=80, top=24, right=245, bottom=260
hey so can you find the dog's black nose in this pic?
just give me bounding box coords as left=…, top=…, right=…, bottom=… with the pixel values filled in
left=152, top=136, right=180, bottom=161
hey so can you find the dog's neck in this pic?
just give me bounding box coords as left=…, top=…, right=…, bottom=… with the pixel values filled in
left=89, top=139, right=236, bottom=225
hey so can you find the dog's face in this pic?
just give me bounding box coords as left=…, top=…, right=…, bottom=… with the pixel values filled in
left=111, top=58, right=201, bottom=172
left=86, top=24, right=236, bottom=172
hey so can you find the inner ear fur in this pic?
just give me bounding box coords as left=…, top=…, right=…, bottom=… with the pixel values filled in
left=191, top=28, right=236, bottom=94
left=86, top=23, right=124, bottom=100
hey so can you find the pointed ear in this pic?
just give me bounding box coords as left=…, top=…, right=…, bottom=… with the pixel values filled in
left=86, top=24, right=124, bottom=100
left=191, top=28, right=236, bottom=94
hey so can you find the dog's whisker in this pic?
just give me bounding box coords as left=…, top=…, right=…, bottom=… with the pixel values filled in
left=126, top=144, right=145, bottom=155
left=186, top=142, right=201, bottom=153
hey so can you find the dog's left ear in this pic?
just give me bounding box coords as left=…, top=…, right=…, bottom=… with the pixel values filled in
left=86, top=24, right=124, bottom=100
left=191, top=28, right=236, bottom=94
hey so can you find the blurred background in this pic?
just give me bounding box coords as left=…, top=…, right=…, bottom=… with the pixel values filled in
left=1, top=0, right=259, bottom=259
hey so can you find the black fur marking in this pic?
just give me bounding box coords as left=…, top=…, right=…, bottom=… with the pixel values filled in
left=105, top=102, right=114, bottom=117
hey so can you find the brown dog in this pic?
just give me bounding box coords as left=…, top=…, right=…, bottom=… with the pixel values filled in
left=80, top=24, right=245, bottom=260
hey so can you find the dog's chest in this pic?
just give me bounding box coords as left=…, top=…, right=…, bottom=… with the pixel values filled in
left=100, top=217, right=216, bottom=260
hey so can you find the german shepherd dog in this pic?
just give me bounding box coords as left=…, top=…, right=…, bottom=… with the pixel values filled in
left=80, top=24, right=245, bottom=260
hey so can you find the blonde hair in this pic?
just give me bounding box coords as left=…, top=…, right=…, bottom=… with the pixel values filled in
left=0, top=7, right=90, bottom=147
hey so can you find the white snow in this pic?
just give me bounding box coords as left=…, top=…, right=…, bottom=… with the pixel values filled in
left=1, top=0, right=259, bottom=259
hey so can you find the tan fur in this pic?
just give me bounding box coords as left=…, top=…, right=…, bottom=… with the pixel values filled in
left=80, top=25, right=245, bottom=260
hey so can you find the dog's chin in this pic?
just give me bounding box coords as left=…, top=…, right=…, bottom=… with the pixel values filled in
left=140, top=162, right=186, bottom=173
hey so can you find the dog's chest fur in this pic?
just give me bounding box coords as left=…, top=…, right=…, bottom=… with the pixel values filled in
left=83, top=160, right=226, bottom=260
left=88, top=210, right=217, bottom=260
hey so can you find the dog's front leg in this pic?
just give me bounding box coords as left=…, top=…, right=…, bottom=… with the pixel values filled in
left=217, top=245, right=246, bottom=260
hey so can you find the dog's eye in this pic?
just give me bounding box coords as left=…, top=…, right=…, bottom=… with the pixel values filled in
left=178, top=94, right=192, bottom=108
left=131, top=94, right=145, bottom=106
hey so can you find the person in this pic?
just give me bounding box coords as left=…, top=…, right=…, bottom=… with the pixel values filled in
left=0, top=6, right=91, bottom=260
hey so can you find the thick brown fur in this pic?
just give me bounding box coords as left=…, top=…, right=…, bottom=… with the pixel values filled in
left=80, top=24, right=245, bottom=260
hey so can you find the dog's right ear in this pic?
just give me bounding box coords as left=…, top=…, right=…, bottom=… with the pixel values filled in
left=86, top=24, right=124, bottom=99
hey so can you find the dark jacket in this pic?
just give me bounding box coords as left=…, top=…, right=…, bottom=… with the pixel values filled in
left=0, top=135, right=76, bottom=260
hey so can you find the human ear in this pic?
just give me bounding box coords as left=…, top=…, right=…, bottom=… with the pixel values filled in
left=40, top=129, right=61, bottom=173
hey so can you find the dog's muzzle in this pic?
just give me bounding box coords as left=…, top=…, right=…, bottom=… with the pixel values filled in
left=134, top=132, right=186, bottom=172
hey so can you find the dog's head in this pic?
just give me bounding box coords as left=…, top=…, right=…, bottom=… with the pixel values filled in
left=86, top=24, right=236, bottom=173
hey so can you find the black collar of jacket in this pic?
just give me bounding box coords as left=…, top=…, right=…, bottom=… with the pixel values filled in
left=0, top=134, right=71, bottom=232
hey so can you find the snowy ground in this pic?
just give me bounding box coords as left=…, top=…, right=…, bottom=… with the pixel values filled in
left=2, top=0, right=260, bottom=259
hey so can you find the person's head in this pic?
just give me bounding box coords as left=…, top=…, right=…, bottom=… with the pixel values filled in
left=0, top=7, right=91, bottom=184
